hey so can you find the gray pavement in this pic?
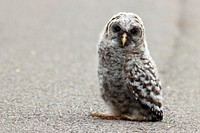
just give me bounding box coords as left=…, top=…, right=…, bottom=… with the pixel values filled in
left=0, top=0, right=200, bottom=132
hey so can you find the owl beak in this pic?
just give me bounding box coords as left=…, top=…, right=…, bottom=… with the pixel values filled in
left=121, top=33, right=127, bottom=46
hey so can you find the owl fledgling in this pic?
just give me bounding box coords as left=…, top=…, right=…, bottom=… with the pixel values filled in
left=92, top=12, right=163, bottom=121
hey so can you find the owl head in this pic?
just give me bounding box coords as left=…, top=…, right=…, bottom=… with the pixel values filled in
left=100, top=12, right=146, bottom=49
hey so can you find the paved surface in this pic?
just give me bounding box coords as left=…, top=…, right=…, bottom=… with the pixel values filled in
left=0, top=0, right=200, bottom=132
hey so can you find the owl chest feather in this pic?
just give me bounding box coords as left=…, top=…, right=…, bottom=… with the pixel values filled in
left=98, top=46, right=157, bottom=88
left=98, top=47, right=127, bottom=84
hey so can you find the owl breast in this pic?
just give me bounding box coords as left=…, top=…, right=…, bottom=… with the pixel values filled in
left=98, top=45, right=137, bottom=114
left=98, top=46, right=127, bottom=86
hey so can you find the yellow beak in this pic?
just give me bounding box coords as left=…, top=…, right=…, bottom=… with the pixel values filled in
left=122, top=33, right=127, bottom=46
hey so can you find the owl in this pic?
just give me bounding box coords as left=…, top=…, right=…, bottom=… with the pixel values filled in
left=92, top=12, right=163, bottom=121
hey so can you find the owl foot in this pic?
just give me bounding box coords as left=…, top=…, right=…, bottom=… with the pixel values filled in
left=91, top=112, right=121, bottom=120
left=120, top=114, right=147, bottom=121
left=91, top=112, right=147, bottom=121
left=147, top=107, right=163, bottom=121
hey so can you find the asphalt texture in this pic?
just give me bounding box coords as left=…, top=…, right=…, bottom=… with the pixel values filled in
left=0, top=0, right=200, bottom=132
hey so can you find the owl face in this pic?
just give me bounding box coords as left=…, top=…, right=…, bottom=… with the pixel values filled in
left=104, top=12, right=145, bottom=49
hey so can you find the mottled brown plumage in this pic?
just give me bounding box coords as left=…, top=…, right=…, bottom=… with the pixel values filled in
left=92, top=12, right=163, bottom=121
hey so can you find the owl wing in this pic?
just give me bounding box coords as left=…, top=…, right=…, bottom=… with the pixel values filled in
left=125, top=56, right=162, bottom=110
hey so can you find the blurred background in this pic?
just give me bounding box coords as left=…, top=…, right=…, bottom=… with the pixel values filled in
left=0, top=0, right=199, bottom=132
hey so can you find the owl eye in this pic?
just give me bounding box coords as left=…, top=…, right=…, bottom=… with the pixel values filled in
left=113, top=25, right=121, bottom=32
left=130, top=27, right=139, bottom=36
